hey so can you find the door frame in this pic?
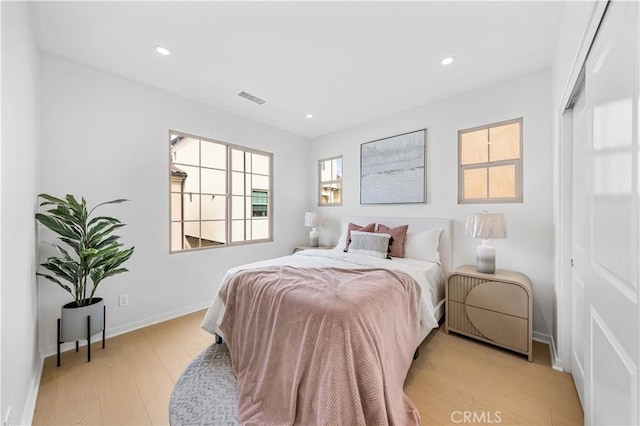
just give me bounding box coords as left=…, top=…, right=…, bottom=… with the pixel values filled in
left=554, top=0, right=609, bottom=372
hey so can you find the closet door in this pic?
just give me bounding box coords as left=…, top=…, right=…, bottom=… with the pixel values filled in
left=570, top=83, right=587, bottom=408
left=571, top=1, right=639, bottom=424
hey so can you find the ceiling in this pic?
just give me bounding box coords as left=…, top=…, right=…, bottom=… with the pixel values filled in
left=30, top=1, right=563, bottom=139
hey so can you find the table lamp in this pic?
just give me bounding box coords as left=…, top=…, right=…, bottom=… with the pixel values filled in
left=304, top=211, right=320, bottom=247
left=466, top=212, right=507, bottom=274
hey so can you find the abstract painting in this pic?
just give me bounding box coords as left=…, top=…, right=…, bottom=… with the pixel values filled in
left=360, top=129, right=426, bottom=204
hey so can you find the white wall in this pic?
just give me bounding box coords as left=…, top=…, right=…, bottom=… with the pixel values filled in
left=309, top=69, right=554, bottom=337
left=1, top=2, right=41, bottom=424
left=38, top=53, right=310, bottom=355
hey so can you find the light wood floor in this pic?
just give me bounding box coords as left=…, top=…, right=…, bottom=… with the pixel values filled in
left=406, top=329, right=583, bottom=425
left=33, top=310, right=583, bottom=425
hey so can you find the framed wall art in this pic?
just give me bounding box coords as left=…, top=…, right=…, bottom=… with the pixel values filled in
left=360, top=129, right=426, bottom=204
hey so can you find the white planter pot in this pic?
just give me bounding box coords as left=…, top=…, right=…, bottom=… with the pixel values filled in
left=60, top=298, right=104, bottom=342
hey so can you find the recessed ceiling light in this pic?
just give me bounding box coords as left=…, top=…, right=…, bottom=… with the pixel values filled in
left=155, top=45, right=170, bottom=56
left=306, top=114, right=313, bottom=119
left=441, top=56, right=455, bottom=65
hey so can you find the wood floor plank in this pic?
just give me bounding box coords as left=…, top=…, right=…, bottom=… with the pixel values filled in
left=53, top=360, right=102, bottom=425
left=92, top=338, right=148, bottom=424
left=471, top=393, right=553, bottom=425
left=142, top=322, right=195, bottom=382
left=57, top=399, right=103, bottom=425
left=405, top=370, right=474, bottom=425
left=32, top=374, right=59, bottom=425
left=118, top=330, right=175, bottom=425
left=165, top=315, right=215, bottom=358
left=34, top=310, right=583, bottom=425
left=123, top=411, right=152, bottom=425
left=551, top=409, right=584, bottom=425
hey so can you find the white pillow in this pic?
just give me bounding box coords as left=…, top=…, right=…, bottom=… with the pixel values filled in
left=403, top=228, right=441, bottom=263
left=335, top=222, right=349, bottom=250
left=348, top=231, right=391, bottom=259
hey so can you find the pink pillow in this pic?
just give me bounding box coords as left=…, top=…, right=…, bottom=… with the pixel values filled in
left=344, top=222, right=376, bottom=251
left=377, top=224, right=409, bottom=258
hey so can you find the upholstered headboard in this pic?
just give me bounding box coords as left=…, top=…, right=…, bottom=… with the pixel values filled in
left=340, top=217, right=453, bottom=276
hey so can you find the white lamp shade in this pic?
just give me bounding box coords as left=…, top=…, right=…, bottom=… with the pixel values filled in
left=304, top=211, right=319, bottom=228
left=466, top=213, right=507, bottom=239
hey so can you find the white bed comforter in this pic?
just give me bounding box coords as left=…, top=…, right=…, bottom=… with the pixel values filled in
left=201, top=248, right=445, bottom=344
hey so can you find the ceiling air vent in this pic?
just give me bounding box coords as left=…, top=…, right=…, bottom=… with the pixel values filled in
left=237, top=91, right=267, bottom=105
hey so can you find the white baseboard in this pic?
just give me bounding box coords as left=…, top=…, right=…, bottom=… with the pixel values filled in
left=533, top=331, right=564, bottom=372
left=21, top=353, right=44, bottom=426
left=41, top=300, right=211, bottom=357
left=532, top=331, right=550, bottom=344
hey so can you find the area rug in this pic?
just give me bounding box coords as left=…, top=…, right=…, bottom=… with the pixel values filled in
left=169, top=343, right=239, bottom=425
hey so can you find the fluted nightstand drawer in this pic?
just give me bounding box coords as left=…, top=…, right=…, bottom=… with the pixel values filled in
left=445, top=265, right=533, bottom=361
left=465, top=306, right=529, bottom=352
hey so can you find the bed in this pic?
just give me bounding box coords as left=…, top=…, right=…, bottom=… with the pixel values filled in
left=201, top=217, right=452, bottom=425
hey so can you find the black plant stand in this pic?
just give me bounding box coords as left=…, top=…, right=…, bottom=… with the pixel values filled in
left=57, top=305, right=106, bottom=367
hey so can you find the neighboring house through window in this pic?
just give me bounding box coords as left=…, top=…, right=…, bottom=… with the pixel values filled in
left=458, top=118, right=523, bottom=203
left=318, top=156, right=342, bottom=206
left=170, top=131, right=272, bottom=252
left=252, top=190, right=268, bottom=217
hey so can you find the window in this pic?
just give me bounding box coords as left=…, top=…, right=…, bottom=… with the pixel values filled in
left=458, top=118, right=523, bottom=203
left=170, top=131, right=272, bottom=252
left=318, top=156, right=342, bottom=206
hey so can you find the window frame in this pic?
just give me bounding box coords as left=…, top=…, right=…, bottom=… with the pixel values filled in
left=169, top=130, right=273, bottom=253
left=318, top=155, right=343, bottom=207
left=457, top=117, right=524, bottom=204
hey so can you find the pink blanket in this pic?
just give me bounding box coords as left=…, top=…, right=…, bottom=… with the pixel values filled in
left=219, top=266, right=422, bottom=425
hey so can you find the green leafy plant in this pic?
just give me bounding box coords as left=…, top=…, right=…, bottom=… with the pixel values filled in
left=36, top=194, right=135, bottom=306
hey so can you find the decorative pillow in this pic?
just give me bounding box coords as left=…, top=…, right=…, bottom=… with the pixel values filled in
left=404, top=228, right=442, bottom=263
left=377, top=224, right=409, bottom=258
left=343, top=222, right=376, bottom=251
left=348, top=231, right=391, bottom=258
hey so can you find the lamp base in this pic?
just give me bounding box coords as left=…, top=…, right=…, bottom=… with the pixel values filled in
left=475, top=241, right=496, bottom=274
left=309, top=228, right=319, bottom=247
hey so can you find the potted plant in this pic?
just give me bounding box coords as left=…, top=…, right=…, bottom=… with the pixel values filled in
left=36, top=194, right=134, bottom=346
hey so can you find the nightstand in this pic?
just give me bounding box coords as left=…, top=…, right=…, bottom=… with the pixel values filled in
left=445, top=265, right=533, bottom=361
left=293, top=245, right=333, bottom=254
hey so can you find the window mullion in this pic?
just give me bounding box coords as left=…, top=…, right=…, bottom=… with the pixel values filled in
left=486, top=129, right=490, bottom=198
left=228, top=151, right=231, bottom=244
left=244, top=151, right=248, bottom=242
left=198, top=138, right=202, bottom=248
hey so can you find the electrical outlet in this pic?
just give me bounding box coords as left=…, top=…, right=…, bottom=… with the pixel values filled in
left=118, top=294, right=129, bottom=307
left=4, top=406, right=12, bottom=426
